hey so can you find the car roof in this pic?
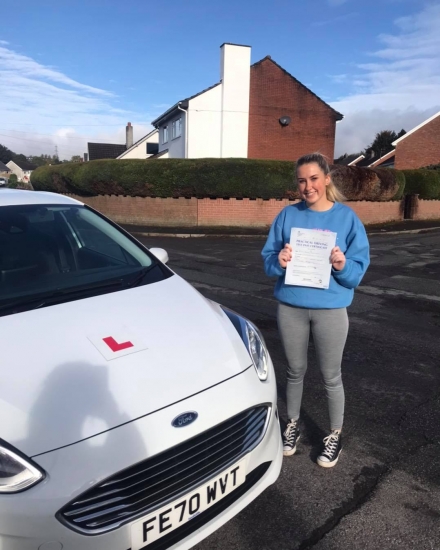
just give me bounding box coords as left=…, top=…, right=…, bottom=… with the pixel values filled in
left=0, top=189, right=84, bottom=207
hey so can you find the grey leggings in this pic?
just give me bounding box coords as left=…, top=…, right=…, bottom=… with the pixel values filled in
left=277, top=303, right=349, bottom=430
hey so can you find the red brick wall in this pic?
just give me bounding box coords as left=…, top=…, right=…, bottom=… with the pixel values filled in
left=248, top=58, right=339, bottom=161
left=346, top=201, right=403, bottom=224
left=198, top=198, right=298, bottom=226
left=395, top=115, right=440, bottom=169
left=73, top=195, right=198, bottom=226
left=65, top=194, right=439, bottom=227
left=414, top=200, right=440, bottom=220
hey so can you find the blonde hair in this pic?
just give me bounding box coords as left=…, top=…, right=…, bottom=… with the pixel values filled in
left=296, top=152, right=345, bottom=203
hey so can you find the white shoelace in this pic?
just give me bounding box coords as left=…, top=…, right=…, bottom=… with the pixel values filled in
left=321, top=432, right=340, bottom=457
left=283, top=420, right=298, bottom=444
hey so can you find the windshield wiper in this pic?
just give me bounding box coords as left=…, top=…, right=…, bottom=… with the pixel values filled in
left=125, top=263, right=158, bottom=288
left=0, top=278, right=125, bottom=315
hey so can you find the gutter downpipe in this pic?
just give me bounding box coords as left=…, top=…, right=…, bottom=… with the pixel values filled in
left=177, top=102, right=188, bottom=158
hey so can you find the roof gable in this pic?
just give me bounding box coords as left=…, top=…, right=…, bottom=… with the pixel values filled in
left=392, top=110, right=440, bottom=146
left=0, top=161, right=11, bottom=172
left=7, top=159, right=38, bottom=170
left=251, top=56, right=343, bottom=121
left=151, top=83, right=221, bottom=127
left=117, top=128, right=158, bottom=158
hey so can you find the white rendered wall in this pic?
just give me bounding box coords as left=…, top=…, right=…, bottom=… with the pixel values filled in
left=6, top=161, right=25, bottom=181
left=187, top=85, right=222, bottom=158
left=166, top=114, right=186, bottom=158
left=220, top=44, right=250, bottom=158
left=120, top=131, right=158, bottom=159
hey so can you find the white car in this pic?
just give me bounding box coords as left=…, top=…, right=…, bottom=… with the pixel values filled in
left=0, top=177, right=8, bottom=187
left=0, top=190, right=282, bottom=550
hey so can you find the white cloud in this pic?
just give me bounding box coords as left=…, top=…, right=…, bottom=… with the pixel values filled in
left=0, top=44, right=157, bottom=159
left=0, top=40, right=9, bottom=45
left=332, top=3, right=440, bottom=155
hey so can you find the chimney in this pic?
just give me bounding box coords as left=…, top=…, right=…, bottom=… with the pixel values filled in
left=126, top=122, right=133, bottom=149
left=219, top=43, right=251, bottom=158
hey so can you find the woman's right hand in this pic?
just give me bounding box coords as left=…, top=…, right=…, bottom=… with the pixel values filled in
left=278, top=244, right=292, bottom=268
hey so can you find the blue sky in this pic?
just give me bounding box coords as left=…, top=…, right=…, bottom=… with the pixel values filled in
left=1, top=0, right=439, bottom=159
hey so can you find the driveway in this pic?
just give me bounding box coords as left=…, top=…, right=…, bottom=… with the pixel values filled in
left=134, top=230, right=440, bottom=550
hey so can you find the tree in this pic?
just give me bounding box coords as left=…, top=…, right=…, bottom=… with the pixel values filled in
left=70, top=155, right=82, bottom=163
left=364, top=129, right=406, bottom=159
left=12, top=153, right=28, bottom=164
left=0, top=143, right=15, bottom=164
left=7, top=174, right=18, bottom=188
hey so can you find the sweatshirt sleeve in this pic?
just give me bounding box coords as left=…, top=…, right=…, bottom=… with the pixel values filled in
left=261, top=210, right=287, bottom=278
left=332, top=214, right=370, bottom=289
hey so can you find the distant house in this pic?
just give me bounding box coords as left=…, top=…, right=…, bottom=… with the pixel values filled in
left=389, top=111, right=440, bottom=169
left=348, top=111, right=440, bottom=170
left=6, top=159, right=38, bottom=182
left=334, top=154, right=364, bottom=166
left=87, top=122, right=158, bottom=161
left=0, top=161, right=11, bottom=178
left=151, top=43, right=343, bottom=161
left=117, top=129, right=159, bottom=159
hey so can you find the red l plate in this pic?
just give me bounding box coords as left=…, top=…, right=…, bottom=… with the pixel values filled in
left=103, top=336, right=134, bottom=352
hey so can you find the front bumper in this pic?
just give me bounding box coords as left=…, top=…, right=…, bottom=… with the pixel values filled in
left=0, top=364, right=282, bottom=550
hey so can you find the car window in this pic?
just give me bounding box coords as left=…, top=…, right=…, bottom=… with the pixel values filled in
left=0, top=204, right=172, bottom=316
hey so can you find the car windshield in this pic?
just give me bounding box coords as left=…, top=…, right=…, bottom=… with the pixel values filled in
left=0, top=204, right=171, bottom=316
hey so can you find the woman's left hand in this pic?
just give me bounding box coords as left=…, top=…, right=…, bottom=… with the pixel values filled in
left=330, top=246, right=346, bottom=271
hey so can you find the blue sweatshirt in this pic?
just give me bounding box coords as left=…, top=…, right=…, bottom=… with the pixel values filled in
left=261, top=201, right=370, bottom=309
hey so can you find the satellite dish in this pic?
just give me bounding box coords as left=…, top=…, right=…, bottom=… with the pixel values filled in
left=279, top=116, right=291, bottom=126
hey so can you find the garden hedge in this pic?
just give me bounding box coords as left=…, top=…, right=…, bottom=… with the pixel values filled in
left=401, top=169, right=440, bottom=200
left=32, top=159, right=298, bottom=199
left=32, top=158, right=407, bottom=201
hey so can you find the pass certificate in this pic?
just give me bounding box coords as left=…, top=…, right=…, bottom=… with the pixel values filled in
left=285, top=228, right=337, bottom=289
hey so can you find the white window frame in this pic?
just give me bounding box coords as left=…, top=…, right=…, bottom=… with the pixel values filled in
left=172, top=117, right=182, bottom=139
left=162, top=125, right=169, bottom=144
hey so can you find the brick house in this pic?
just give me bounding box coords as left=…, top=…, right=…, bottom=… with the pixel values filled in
left=248, top=56, right=342, bottom=161
left=151, top=44, right=342, bottom=161
left=391, top=110, right=440, bottom=169
left=349, top=110, right=440, bottom=170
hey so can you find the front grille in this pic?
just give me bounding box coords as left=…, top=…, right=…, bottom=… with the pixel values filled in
left=58, top=405, right=270, bottom=534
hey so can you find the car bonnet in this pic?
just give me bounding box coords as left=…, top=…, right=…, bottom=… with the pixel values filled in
left=0, top=275, right=252, bottom=457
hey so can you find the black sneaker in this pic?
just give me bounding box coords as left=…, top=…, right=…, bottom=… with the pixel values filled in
left=283, top=419, right=300, bottom=456
left=317, top=431, right=342, bottom=468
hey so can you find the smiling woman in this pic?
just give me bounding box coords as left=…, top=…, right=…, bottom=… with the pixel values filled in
left=262, top=152, right=370, bottom=468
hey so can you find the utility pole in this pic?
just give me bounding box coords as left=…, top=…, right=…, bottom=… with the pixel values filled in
left=54, top=145, right=59, bottom=160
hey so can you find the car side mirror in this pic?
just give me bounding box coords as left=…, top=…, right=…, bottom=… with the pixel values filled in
left=149, top=247, right=169, bottom=264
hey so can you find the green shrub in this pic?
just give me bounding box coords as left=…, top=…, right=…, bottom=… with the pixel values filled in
left=402, top=170, right=440, bottom=199
left=33, top=159, right=299, bottom=199
left=423, top=164, right=440, bottom=171
left=392, top=169, right=406, bottom=200
left=31, top=158, right=414, bottom=201
left=7, top=174, right=18, bottom=188
left=371, top=168, right=406, bottom=201
left=330, top=165, right=402, bottom=201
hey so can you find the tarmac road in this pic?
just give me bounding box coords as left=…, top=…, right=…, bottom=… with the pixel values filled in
left=135, top=230, right=440, bottom=550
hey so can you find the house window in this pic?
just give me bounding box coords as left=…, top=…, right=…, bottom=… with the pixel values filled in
left=163, top=126, right=168, bottom=144
left=146, top=142, right=159, bottom=155
left=172, top=118, right=182, bottom=139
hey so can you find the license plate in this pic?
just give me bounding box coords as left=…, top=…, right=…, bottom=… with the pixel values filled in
left=131, top=459, right=246, bottom=549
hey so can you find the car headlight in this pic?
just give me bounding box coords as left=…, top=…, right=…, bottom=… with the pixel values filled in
left=0, top=442, right=45, bottom=493
left=221, top=306, right=269, bottom=381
